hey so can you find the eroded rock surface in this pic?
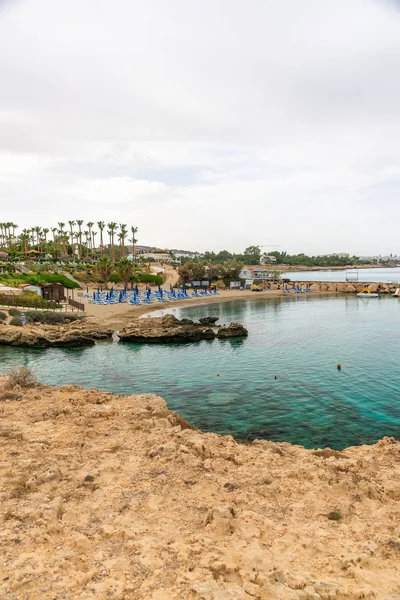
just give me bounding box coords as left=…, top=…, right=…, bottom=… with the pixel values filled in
left=118, top=314, right=247, bottom=343
left=0, top=322, right=113, bottom=348
left=216, top=322, right=248, bottom=338
left=0, top=379, right=399, bottom=599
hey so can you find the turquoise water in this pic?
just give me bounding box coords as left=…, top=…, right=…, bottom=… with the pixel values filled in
left=286, top=267, right=400, bottom=283
left=1, top=295, right=399, bottom=449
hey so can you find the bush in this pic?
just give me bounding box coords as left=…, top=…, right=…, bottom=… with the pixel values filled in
left=327, top=511, right=342, bottom=521
left=0, top=311, right=7, bottom=321
left=9, top=308, right=21, bottom=317
left=109, top=273, right=121, bottom=284
left=6, top=366, right=36, bottom=388
left=9, top=317, right=22, bottom=326
left=134, top=273, right=163, bottom=285
left=25, top=311, right=83, bottom=325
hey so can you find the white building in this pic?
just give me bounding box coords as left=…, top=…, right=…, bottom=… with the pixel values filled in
left=139, top=253, right=172, bottom=262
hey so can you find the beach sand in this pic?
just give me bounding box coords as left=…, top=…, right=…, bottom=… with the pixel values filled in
left=83, top=288, right=334, bottom=329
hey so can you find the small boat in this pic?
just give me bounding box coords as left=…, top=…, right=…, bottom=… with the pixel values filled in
left=357, top=288, right=379, bottom=298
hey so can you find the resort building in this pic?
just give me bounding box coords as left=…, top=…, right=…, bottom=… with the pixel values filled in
left=138, top=253, right=172, bottom=262
left=260, top=254, right=277, bottom=265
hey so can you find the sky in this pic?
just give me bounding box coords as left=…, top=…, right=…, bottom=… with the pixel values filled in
left=0, top=0, right=400, bottom=255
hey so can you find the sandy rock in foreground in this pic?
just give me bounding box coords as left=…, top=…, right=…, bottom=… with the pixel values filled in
left=0, top=381, right=399, bottom=600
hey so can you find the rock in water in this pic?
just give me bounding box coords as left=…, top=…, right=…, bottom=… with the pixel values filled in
left=118, top=314, right=217, bottom=343
left=199, top=316, right=220, bottom=326
left=216, top=322, right=248, bottom=338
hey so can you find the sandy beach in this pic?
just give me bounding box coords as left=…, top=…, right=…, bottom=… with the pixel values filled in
left=83, top=288, right=334, bottom=329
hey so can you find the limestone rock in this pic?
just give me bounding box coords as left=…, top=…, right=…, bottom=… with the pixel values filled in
left=0, top=323, right=113, bottom=348
left=310, top=283, right=320, bottom=292
left=199, top=316, right=219, bottom=326
left=119, top=314, right=239, bottom=344
left=216, top=322, right=248, bottom=338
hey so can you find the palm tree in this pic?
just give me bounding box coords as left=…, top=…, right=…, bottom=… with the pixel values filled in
left=95, top=256, right=113, bottom=287
left=76, top=220, right=84, bottom=259
left=118, top=223, right=128, bottom=259
left=129, top=226, right=138, bottom=259
left=19, top=230, right=30, bottom=258
left=97, top=221, right=105, bottom=256
left=92, top=230, right=97, bottom=256
left=84, top=231, right=91, bottom=257
left=68, top=220, right=75, bottom=245
left=107, top=222, right=118, bottom=262
left=86, top=222, right=94, bottom=250
left=33, top=226, right=41, bottom=248
left=42, top=228, right=49, bottom=246
left=117, top=257, right=133, bottom=286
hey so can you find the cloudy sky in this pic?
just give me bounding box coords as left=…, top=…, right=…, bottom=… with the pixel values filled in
left=0, top=0, right=400, bottom=255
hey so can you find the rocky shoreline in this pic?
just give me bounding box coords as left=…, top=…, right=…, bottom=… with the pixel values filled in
left=0, top=378, right=399, bottom=599
left=118, top=314, right=248, bottom=343
left=0, top=314, right=248, bottom=348
left=0, top=322, right=114, bottom=348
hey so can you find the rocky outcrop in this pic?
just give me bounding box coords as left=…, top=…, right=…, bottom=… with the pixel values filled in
left=216, top=322, right=248, bottom=338
left=0, top=323, right=113, bottom=348
left=118, top=314, right=248, bottom=344
left=199, top=316, right=220, bottom=326
left=0, top=380, right=399, bottom=600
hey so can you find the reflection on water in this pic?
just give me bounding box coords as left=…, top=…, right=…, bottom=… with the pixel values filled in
left=0, top=295, right=399, bottom=449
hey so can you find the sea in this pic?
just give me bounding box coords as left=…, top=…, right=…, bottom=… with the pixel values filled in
left=1, top=294, right=399, bottom=450
left=285, top=267, right=400, bottom=283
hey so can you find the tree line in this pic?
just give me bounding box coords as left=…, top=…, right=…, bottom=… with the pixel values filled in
left=182, top=246, right=371, bottom=268
left=0, top=221, right=138, bottom=262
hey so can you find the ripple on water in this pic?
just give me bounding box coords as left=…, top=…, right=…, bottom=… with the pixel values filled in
left=0, top=295, right=399, bottom=449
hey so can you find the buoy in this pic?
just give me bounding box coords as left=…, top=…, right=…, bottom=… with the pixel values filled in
left=337, top=363, right=341, bottom=371
left=216, top=374, right=220, bottom=377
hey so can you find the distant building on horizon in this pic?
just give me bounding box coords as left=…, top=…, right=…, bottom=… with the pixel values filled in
left=260, top=254, right=277, bottom=265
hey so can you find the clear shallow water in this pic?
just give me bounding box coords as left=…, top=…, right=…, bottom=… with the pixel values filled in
left=1, top=295, right=399, bottom=449
left=285, top=267, right=400, bottom=283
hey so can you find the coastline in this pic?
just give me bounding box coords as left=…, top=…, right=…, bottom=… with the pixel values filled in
left=84, top=288, right=335, bottom=329
left=0, top=378, right=399, bottom=599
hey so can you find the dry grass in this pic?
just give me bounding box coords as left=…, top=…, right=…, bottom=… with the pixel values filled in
left=5, top=367, right=36, bottom=389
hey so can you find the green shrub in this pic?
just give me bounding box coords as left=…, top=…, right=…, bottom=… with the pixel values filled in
left=10, top=316, right=22, bottom=326
left=0, top=311, right=7, bottom=321
left=109, top=273, right=121, bottom=284
left=135, top=273, right=163, bottom=285
left=9, top=308, right=21, bottom=317
left=25, top=311, right=83, bottom=325
left=327, top=511, right=342, bottom=521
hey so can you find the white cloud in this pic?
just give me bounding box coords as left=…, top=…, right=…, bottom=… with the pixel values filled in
left=0, top=0, right=399, bottom=254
